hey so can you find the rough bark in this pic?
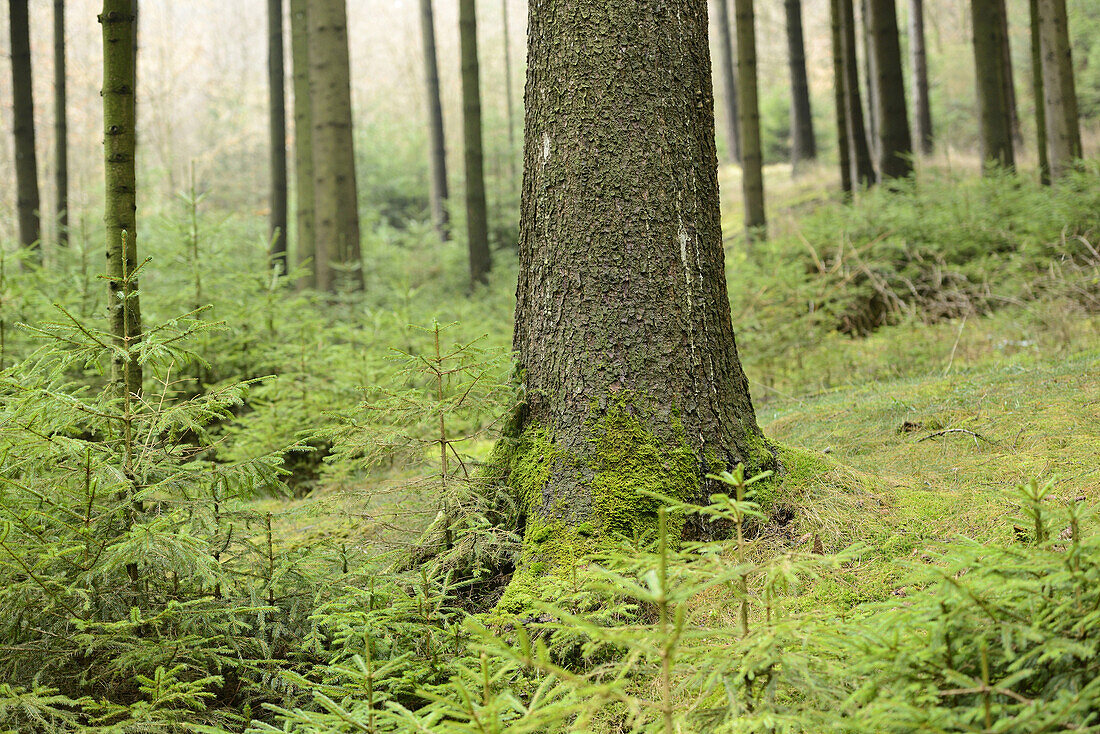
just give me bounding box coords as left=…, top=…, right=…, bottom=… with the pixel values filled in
left=785, top=0, right=816, bottom=168
left=1028, top=0, right=1050, bottom=185
left=841, top=0, right=875, bottom=186
left=268, top=0, right=289, bottom=272
left=1036, top=0, right=1081, bottom=179
left=715, top=0, right=742, bottom=163
left=10, top=0, right=42, bottom=254
left=735, top=0, right=765, bottom=238
left=830, top=0, right=852, bottom=194
left=55, top=0, right=69, bottom=247
left=501, top=0, right=773, bottom=610
left=972, top=0, right=1015, bottom=171
left=867, top=0, right=913, bottom=180
left=310, top=0, right=362, bottom=292
left=100, top=0, right=142, bottom=397
left=291, top=0, right=316, bottom=286
left=908, top=0, right=933, bottom=155
left=459, top=0, right=491, bottom=284
left=420, top=0, right=450, bottom=241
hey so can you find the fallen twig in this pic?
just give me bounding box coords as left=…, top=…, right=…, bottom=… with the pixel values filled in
left=918, top=428, right=998, bottom=446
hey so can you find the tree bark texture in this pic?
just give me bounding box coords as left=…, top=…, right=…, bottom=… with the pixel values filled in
left=997, top=6, right=1023, bottom=149
left=55, top=0, right=69, bottom=247
left=460, top=0, right=492, bottom=285
left=10, top=0, right=42, bottom=254
left=1028, top=0, right=1050, bottom=185
left=100, top=0, right=143, bottom=396
left=735, top=0, right=765, bottom=238
left=268, top=0, right=289, bottom=271
left=1036, top=0, right=1081, bottom=179
left=785, top=0, right=817, bottom=167
left=291, top=0, right=316, bottom=286
left=867, top=0, right=913, bottom=179
left=908, top=0, right=933, bottom=155
left=715, top=0, right=742, bottom=163
left=310, top=0, right=362, bottom=292
left=841, top=0, right=875, bottom=186
left=860, top=0, right=879, bottom=162
left=420, top=0, right=450, bottom=242
left=830, top=0, right=852, bottom=193
left=972, top=0, right=1016, bottom=171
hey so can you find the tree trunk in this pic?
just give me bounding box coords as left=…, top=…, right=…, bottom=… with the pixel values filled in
left=310, top=0, right=362, bottom=292
left=735, top=0, right=765, bottom=238
left=861, top=0, right=878, bottom=162
left=830, top=0, right=852, bottom=194
left=842, top=0, right=875, bottom=186
left=268, top=0, right=288, bottom=272
left=972, top=0, right=1015, bottom=171
left=54, top=0, right=69, bottom=247
left=867, top=0, right=913, bottom=180
left=1037, top=0, right=1081, bottom=179
left=1029, top=0, right=1050, bottom=185
left=459, top=0, right=491, bottom=285
left=500, top=0, right=774, bottom=610
left=785, top=0, right=816, bottom=168
left=501, top=0, right=517, bottom=186
left=908, top=0, right=933, bottom=155
left=998, top=6, right=1023, bottom=149
left=100, top=0, right=142, bottom=397
left=420, top=0, right=450, bottom=242
left=290, top=0, right=316, bottom=286
left=10, top=0, right=41, bottom=255
left=715, top=0, right=741, bottom=163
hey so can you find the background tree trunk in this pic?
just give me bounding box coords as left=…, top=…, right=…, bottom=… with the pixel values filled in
left=505, top=0, right=773, bottom=599
left=997, top=6, right=1023, bottom=150
left=842, top=0, right=875, bottom=186
left=785, top=0, right=817, bottom=168
left=867, top=0, right=913, bottom=179
left=1036, top=0, right=1081, bottom=179
left=10, top=0, right=42, bottom=254
left=268, top=0, right=288, bottom=272
left=830, top=0, right=852, bottom=194
left=101, top=0, right=142, bottom=396
left=715, top=0, right=742, bottom=164
left=735, top=0, right=766, bottom=238
left=972, top=0, right=1016, bottom=171
left=501, top=0, right=517, bottom=186
left=54, top=0, right=68, bottom=248
left=420, top=0, right=450, bottom=242
left=860, top=0, right=879, bottom=163
left=291, top=0, right=315, bottom=286
left=908, top=0, right=933, bottom=155
left=459, top=0, right=491, bottom=285
left=1029, top=0, right=1050, bottom=185
left=310, top=0, right=362, bottom=292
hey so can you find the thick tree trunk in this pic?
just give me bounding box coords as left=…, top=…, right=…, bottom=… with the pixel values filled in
left=54, top=0, right=68, bottom=247
left=100, top=0, right=142, bottom=397
left=268, top=0, right=288, bottom=272
left=867, top=0, right=913, bottom=180
left=420, top=0, right=450, bottom=242
left=459, top=0, right=491, bottom=285
left=841, top=0, right=875, bottom=186
left=290, top=0, right=316, bottom=286
left=972, top=0, right=1015, bottom=171
left=310, top=0, right=362, bottom=292
left=735, top=0, right=765, bottom=238
left=998, top=6, right=1023, bottom=150
left=714, top=0, right=742, bottom=164
left=1036, top=0, right=1081, bottom=179
left=1029, top=0, right=1050, bottom=185
left=830, top=0, right=852, bottom=194
left=785, top=0, right=816, bottom=168
left=10, top=0, right=41, bottom=254
left=908, top=0, right=933, bottom=155
left=501, top=0, right=773, bottom=610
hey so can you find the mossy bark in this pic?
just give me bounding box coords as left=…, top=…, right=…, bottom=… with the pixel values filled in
left=908, top=0, right=933, bottom=155
left=459, top=0, right=491, bottom=285
left=784, top=0, right=816, bottom=168
left=734, top=0, right=766, bottom=238
left=419, top=0, right=450, bottom=242
left=972, top=0, right=1016, bottom=172
left=10, top=0, right=42, bottom=255
left=841, top=0, right=875, bottom=187
left=55, top=0, right=69, bottom=248
left=715, top=0, right=742, bottom=164
left=1036, top=0, right=1081, bottom=180
left=830, top=0, right=852, bottom=194
left=290, top=0, right=315, bottom=287
left=268, top=0, right=289, bottom=271
left=867, top=0, right=913, bottom=180
left=501, top=0, right=774, bottom=612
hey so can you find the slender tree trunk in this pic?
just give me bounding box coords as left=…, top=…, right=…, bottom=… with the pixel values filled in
left=972, top=0, right=1015, bottom=171
left=291, top=0, right=316, bottom=285
left=861, top=0, right=879, bottom=162
left=501, top=0, right=517, bottom=185
left=785, top=0, right=816, bottom=168
left=500, top=0, right=774, bottom=609
left=459, top=0, right=491, bottom=284
left=131, top=0, right=137, bottom=138
left=310, top=0, right=362, bottom=292
left=867, top=0, right=913, bottom=179
left=998, top=6, right=1023, bottom=149
left=735, top=0, right=765, bottom=239
left=1037, top=0, right=1081, bottom=179
left=1029, top=0, right=1050, bottom=185
left=100, top=0, right=142, bottom=397
left=830, top=0, right=852, bottom=194
left=908, top=0, right=933, bottom=155
left=10, top=0, right=42, bottom=254
left=420, top=0, right=450, bottom=242
left=842, top=0, right=875, bottom=186
left=715, top=0, right=742, bottom=163
left=54, top=0, right=69, bottom=247
left=268, top=0, right=288, bottom=272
